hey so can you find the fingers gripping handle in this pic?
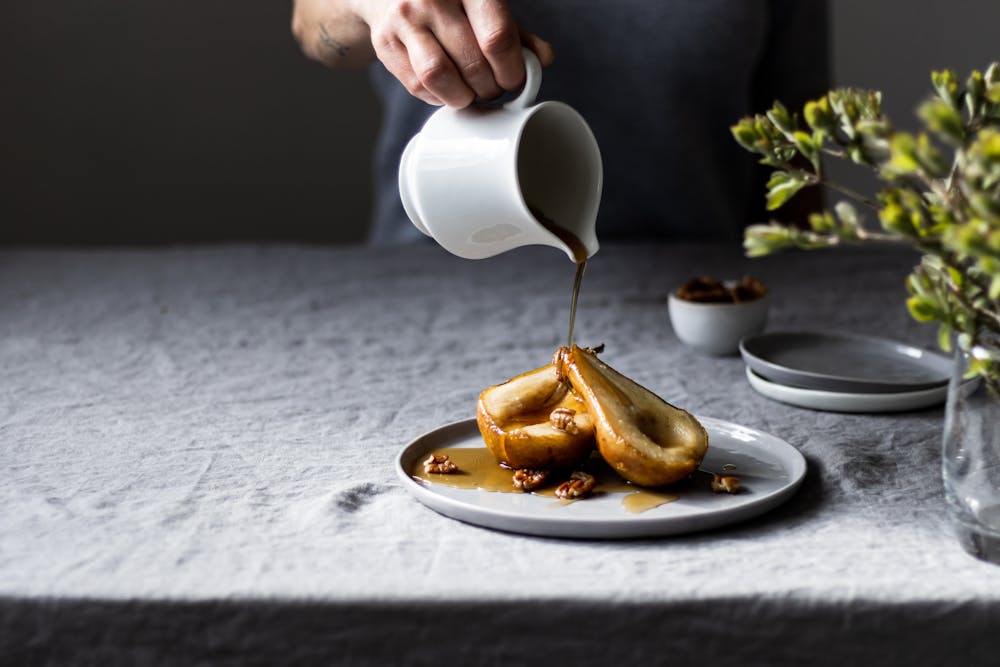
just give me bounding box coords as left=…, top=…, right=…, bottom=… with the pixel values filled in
left=504, top=48, right=542, bottom=110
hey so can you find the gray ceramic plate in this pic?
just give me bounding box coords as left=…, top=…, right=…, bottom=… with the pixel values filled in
left=396, top=418, right=806, bottom=539
left=739, top=331, right=952, bottom=394
left=745, top=368, right=951, bottom=413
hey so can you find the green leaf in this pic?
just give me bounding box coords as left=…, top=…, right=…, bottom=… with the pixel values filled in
left=730, top=120, right=759, bottom=151
left=804, top=98, right=833, bottom=133
left=848, top=144, right=867, bottom=164
left=987, top=63, right=1000, bottom=85
left=888, top=132, right=920, bottom=174
left=828, top=90, right=856, bottom=137
left=967, top=70, right=986, bottom=116
left=766, top=101, right=795, bottom=135
left=981, top=256, right=1000, bottom=275
left=915, top=134, right=950, bottom=178
left=907, top=295, right=941, bottom=322
left=880, top=202, right=915, bottom=236
left=743, top=223, right=796, bottom=257
left=990, top=274, right=1000, bottom=301
left=907, top=271, right=930, bottom=297
left=834, top=201, right=861, bottom=235
left=793, top=131, right=816, bottom=155
left=808, top=211, right=835, bottom=233
left=855, top=119, right=891, bottom=162
left=988, top=83, right=1000, bottom=104
left=970, top=192, right=1000, bottom=220
left=931, top=69, right=961, bottom=109
left=918, top=98, right=965, bottom=144
left=976, top=127, right=1000, bottom=161
left=946, top=266, right=964, bottom=287
left=967, top=357, right=990, bottom=381
left=938, top=324, right=953, bottom=353
left=765, top=171, right=808, bottom=211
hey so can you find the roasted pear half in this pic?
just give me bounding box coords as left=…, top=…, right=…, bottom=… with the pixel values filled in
left=556, top=345, right=709, bottom=487
left=477, top=360, right=596, bottom=470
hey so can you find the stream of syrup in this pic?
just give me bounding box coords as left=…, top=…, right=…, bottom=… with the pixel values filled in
left=528, top=206, right=588, bottom=347
left=567, top=262, right=586, bottom=348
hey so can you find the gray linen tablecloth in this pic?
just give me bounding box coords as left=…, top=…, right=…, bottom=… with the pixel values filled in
left=2, top=243, right=998, bottom=665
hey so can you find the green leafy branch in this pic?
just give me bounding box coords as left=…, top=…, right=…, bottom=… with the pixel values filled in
left=731, top=63, right=1000, bottom=393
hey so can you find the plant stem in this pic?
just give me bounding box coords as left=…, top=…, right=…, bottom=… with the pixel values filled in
left=819, top=180, right=882, bottom=211
left=855, top=229, right=906, bottom=244
left=944, top=157, right=961, bottom=194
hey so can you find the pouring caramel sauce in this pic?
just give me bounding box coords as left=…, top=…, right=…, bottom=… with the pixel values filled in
left=528, top=206, right=587, bottom=347
left=412, top=207, right=733, bottom=514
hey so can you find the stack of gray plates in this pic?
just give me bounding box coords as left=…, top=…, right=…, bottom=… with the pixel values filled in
left=739, top=331, right=954, bottom=413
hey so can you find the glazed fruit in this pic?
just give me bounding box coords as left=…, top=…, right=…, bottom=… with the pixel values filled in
left=476, top=361, right=596, bottom=470
left=556, top=345, right=709, bottom=487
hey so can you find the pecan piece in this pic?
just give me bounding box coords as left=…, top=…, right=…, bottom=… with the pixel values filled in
left=730, top=276, right=768, bottom=303
left=512, top=468, right=550, bottom=491
left=555, top=471, right=596, bottom=499
left=676, top=277, right=731, bottom=303
left=549, top=407, right=579, bottom=435
left=423, top=453, right=459, bottom=474
left=711, top=473, right=741, bottom=494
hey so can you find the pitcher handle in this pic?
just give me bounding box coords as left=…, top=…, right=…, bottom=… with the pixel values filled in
left=504, top=48, right=542, bottom=110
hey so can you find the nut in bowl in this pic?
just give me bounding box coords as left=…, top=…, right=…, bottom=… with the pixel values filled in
left=668, top=277, right=770, bottom=355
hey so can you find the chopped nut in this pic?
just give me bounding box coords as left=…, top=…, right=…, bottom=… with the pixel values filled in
left=711, top=473, right=741, bottom=494
left=555, top=471, right=597, bottom=499
left=676, top=276, right=767, bottom=304
left=512, top=468, right=550, bottom=491
left=676, top=276, right=731, bottom=303
left=423, top=453, right=459, bottom=474
left=549, top=407, right=579, bottom=434
left=730, top=276, right=768, bottom=303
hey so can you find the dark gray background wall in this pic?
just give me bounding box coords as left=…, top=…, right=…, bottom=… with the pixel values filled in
left=2, top=1, right=998, bottom=245
left=829, top=0, right=1000, bottom=201
left=1, top=1, right=378, bottom=244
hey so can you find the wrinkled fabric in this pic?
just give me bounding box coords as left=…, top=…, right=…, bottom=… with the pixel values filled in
left=1, top=244, right=998, bottom=665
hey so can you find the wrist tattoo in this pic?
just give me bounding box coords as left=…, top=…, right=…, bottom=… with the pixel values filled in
left=319, top=24, right=350, bottom=57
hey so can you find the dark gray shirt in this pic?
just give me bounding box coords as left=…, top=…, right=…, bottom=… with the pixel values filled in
left=369, top=0, right=829, bottom=244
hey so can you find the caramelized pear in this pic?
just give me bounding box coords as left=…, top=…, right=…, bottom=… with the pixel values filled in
left=556, top=345, right=708, bottom=487
left=477, top=361, right=596, bottom=470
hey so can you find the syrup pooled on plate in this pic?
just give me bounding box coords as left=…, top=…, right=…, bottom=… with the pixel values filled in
left=410, top=447, right=733, bottom=514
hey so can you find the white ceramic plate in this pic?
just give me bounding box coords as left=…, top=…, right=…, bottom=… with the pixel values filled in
left=745, top=367, right=949, bottom=412
left=395, top=417, right=806, bottom=539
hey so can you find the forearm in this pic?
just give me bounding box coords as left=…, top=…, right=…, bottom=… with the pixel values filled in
left=292, top=0, right=375, bottom=69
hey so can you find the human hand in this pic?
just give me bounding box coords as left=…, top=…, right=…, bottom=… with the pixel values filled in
left=356, top=0, right=554, bottom=107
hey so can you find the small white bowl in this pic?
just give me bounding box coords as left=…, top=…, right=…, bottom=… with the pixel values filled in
left=668, top=290, right=770, bottom=356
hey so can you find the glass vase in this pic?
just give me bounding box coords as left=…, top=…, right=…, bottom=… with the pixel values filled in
left=943, top=335, right=1000, bottom=563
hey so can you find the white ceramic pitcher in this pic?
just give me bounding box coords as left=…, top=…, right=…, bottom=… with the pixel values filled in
left=398, top=49, right=602, bottom=261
